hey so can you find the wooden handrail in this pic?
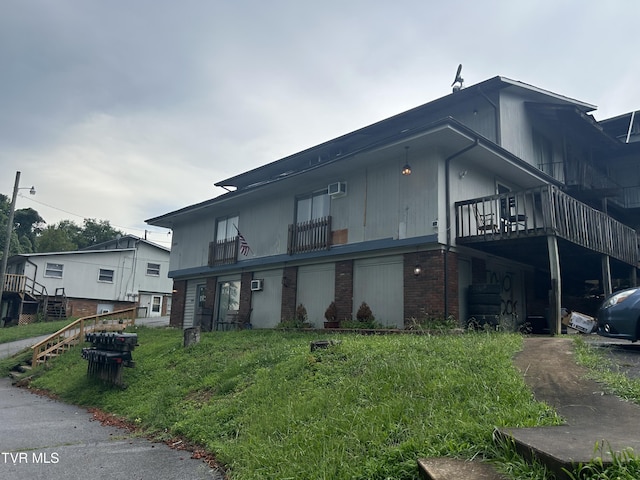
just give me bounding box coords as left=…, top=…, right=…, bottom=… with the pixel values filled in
left=31, top=307, right=137, bottom=366
left=455, top=185, right=638, bottom=266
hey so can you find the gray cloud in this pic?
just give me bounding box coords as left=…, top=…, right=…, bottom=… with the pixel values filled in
left=1, top=0, right=639, bottom=247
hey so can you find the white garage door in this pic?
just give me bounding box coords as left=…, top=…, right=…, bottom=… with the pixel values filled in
left=353, top=256, right=403, bottom=328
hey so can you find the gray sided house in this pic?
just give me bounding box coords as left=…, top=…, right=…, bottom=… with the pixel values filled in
left=0, top=235, right=172, bottom=325
left=147, top=76, right=639, bottom=334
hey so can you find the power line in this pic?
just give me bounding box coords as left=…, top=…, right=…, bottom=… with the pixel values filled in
left=17, top=193, right=172, bottom=244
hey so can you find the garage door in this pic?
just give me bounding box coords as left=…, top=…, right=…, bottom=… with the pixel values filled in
left=353, top=256, right=403, bottom=328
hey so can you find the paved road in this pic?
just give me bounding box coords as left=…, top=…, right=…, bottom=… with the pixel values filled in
left=0, top=379, right=223, bottom=479
left=0, top=316, right=225, bottom=479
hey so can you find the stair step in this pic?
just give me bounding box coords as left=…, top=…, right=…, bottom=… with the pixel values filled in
left=418, top=458, right=507, bottom=480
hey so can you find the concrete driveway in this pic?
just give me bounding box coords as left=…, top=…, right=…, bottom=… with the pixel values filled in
left=0, top=378, right=223, bottom=480
left=0, top=316, right=224, bottom=479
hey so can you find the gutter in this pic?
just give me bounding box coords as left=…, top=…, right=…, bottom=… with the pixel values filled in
left=444, top=139, right=480, bottom=320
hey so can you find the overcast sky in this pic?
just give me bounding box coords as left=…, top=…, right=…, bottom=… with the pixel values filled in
left=1, top=1, right=638, bottom=248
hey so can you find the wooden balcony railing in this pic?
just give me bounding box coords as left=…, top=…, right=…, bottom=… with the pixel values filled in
left=288, top=216, right=332, bottom=255
left=2, top=274, right=48, bottom=297
left=455, top=185, right=639, bottom=266
left=208, top=236, right=239, bottom=266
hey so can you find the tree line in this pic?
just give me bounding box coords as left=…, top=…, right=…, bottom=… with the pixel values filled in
left=0, top=193, right=125, bottom=259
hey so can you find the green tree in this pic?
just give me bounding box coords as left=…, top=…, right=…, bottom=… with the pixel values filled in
left=35, top=218, right=125, bottom=252
left=36, top=221, right=80, bottom=252
left=76, top=218, right=124, bottom=249
left=0, top=194, right=44, bottom=260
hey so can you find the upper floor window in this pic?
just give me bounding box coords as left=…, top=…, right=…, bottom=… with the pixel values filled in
left=146, top=263, right=161, bottom=276
left=216, top=215, right=239, bottom=242
left=289, top=189, right=332, bottom=255
left=296, top=190, right=329, bottom=223
left=45, top=263, right=64, bottom=278
left=98, top=268, right=114, bottom=283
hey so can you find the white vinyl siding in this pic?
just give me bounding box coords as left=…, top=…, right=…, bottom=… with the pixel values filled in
left=353, top=256, right=403, bottom=328
left=296, top=263, right=335, bottom=327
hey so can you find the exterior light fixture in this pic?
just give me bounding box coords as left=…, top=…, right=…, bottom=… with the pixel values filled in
left=401, top=146, right=412, bottom=176
left=413, top=264, right=422, bottom=276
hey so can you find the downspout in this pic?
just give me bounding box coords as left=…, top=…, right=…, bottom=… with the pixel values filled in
left=444, top=139, right=480, bottom=320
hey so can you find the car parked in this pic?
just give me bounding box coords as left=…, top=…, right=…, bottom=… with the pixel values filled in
left=597, top=287, right=640, bottom=342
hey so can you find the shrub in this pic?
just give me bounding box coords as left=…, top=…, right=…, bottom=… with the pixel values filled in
left=324, top=301, right=337, bottom=322
left=356, top=302, right=374, bottom=322
left=277, top=304, right=312, bottom=329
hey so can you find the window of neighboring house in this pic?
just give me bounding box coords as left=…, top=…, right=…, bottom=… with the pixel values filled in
left=533, top=129, right=555, bottom=177
left=216, top=215, right=239, bottom=242
left=146, top=263, right=161, bottom=276
left=151, top=296, right=162, bottom=313
left=44, top=263, right=64, bottom=278
left=98, top=268, right=114, bottom=283
left=296, top=190, right=330, bottom=223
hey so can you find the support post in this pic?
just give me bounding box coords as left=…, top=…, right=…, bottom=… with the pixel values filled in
left=601, top=255, right=612, bottom=297
left=547, top=235, right=562, bottom=336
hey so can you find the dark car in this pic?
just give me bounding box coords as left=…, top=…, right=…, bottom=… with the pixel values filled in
left=597, top=287, right=640, bottom=342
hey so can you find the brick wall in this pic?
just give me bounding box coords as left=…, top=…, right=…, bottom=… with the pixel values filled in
left=67, top=298, right=136, bottom=318
left=335, top=260, right=354, bottom=321
left=240, top=272, right=253, bottom=322
left=280, top=266, right=298, bottom=321
left=403, top=249, right=458, bottom=324
left=170, top=279, right=187, bottom=328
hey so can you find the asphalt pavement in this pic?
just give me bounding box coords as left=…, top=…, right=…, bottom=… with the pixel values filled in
left=0, top=316, right=225, bottom=479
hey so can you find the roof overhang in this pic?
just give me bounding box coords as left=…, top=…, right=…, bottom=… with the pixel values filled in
left=146, top=117, right=559, bottom=229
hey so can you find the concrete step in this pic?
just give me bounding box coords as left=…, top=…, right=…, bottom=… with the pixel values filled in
left=418, top=458, right=508, bottom=480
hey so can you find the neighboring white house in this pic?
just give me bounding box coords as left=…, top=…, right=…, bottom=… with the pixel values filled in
left=0, top=235, right=172, bottom=324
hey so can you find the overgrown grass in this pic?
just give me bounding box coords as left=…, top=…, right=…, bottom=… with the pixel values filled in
left=29, top=328, right=561, bottom=479
left=570, top=337, right=640, bottom=479
left=573, top=337, right=640, bottom=404
left=0, top=318, right=77, bottom=344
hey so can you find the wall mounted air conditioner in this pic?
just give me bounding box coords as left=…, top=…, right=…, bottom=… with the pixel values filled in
left=328, top=181, right=347, bottom=198
left=250, top=279, right=264, bottom=291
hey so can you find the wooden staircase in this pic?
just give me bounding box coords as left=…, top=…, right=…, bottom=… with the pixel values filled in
left=31, top=307, right=137, bottom=366
left=45, top=288, right=68, bottom=319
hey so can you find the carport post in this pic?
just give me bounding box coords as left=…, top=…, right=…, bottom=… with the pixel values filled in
left=547, top=235, right=562, bottom=336
left=601, top=255, right=612, bottom=297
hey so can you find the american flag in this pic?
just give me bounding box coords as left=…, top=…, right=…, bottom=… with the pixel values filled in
left=234, top=225, right=252, bottom=256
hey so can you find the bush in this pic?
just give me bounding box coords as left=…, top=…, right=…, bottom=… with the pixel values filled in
left=277, top=304, right=312, bottom=329
left=324, top=301, right=337, bottom=322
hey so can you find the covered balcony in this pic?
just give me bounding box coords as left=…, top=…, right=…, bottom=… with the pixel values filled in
left=455, top=185, right=638, bottom=267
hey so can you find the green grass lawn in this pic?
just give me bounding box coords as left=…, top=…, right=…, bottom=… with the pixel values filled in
left=27, top=328, right=561, bottom=479
left=0, top=318, right=76, bottom=344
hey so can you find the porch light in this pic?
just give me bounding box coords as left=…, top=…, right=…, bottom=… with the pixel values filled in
left=413, top=264, right=422, bottom=276
left=401, top=146, right=412, bottom=176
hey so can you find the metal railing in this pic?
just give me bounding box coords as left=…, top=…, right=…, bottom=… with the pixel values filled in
left=455, top=185, right=638, bottom=265
left=31, top=307, right=136, bottom=366
left=288, top=216, right=332, bottom=255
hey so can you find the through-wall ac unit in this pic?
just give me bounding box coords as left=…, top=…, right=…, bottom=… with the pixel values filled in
left=328, top=181, right=347, bottom=198
left=250, top=279, right=264, bottom=291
